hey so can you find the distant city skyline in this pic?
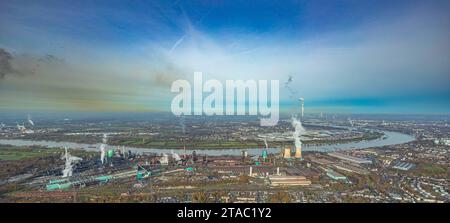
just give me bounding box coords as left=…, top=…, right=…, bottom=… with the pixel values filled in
left=0, top=0, right=449, bottom=114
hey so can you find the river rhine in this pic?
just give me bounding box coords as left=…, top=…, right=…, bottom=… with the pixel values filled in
left=0, top=130, right=415, bottom=156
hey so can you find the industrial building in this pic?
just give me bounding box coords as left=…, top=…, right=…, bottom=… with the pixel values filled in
left=210, top=166, right=277, bottom=176
left=392, top=162, right=415, bottom=171
left=309, top=157, right=335, bottom=165
left=209, top=156, right=242, bottom=166
left=328, top=152, right=372, bottom=164
left=333, top=163, right=369, bottom=175
left=326, top=170, right=347, bottom=181
left=284, top=167, right=321, bottom=180
left=268, top=175, right=311, bottom=186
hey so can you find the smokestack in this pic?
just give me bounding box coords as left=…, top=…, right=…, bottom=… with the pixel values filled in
left=262, top=138, right=268, bottom=161
left=276, top=167, right=280, bottom=175
left=299, top=98, right=304, bottom=118
left=249, top=166, right=253, bottom=176
left=283, top=148, right=291, bottom=158
left=192, top=150, right=197, bottom=162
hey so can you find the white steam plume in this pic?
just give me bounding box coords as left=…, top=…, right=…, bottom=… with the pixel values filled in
left=100, top=133, right=108, bottom=164
left=263, top=138, right=268, bottom=149
left=62, top=147, right=82, bottom=178
left=291, top=116, right=305, bottom=149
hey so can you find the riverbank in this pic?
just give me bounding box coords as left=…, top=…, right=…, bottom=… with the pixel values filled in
left=0, top=130, right=415, bottom=156
left=2, top=130, right=384, bottom=150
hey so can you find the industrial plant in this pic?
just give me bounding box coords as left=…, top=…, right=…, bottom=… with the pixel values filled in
left=0, top=109, right=448, bottom=203
left=0, top=0, right=449, bottom=205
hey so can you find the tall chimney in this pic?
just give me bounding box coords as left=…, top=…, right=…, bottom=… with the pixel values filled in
left=299, top=98, right=304, bottom=118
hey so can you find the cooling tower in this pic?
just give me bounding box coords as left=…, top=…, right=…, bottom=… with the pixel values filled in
left=294, top=146, right=302, bottom=158
left=283, top=148, right=291, bottom=158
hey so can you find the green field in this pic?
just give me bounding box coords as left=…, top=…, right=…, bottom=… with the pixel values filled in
left=0, top=146, right=92, bottom=161
left=416, top=163, right=447, bottom=176
left=0, top=149, right=54, bottom=161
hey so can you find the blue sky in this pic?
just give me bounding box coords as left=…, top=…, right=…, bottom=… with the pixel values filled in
left=0, top=0, right=449, bottom=114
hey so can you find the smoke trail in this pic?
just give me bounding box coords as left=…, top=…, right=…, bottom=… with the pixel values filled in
left=285, top=75, right=303, bottom=116
left=0, top=48, right=53, bottom=79
left=285, top=76, right=306, bottom=149
left=284, top=75, right=298, bottom=98
left=285, top=75, right=293, bottom=86
left=0, top=48, right=15, bottom=79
